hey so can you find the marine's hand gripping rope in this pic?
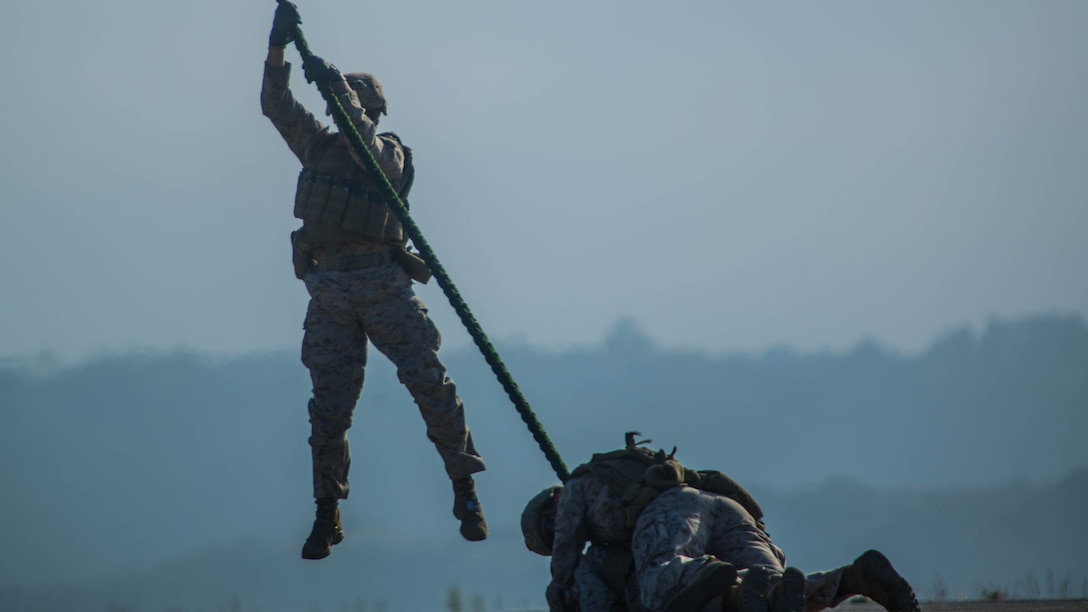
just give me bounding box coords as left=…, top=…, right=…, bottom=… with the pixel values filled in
left=275, top=0, right=570, bottom=482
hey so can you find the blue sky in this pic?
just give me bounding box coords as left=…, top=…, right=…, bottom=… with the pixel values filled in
left=2, top=0, right=1086, bottom=362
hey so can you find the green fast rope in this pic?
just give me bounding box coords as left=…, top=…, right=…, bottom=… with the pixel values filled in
left=278, top=1, right=570, bottom=482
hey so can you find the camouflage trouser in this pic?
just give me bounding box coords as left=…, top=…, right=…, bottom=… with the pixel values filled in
left=632, top=486, right=845, bottom=612
left=301, top=260, right=485, bottom=499
left=575, top=545, right=628, bottom=612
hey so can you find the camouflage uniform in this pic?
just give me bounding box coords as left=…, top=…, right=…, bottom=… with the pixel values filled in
left=550, top=474, right=634, bottom=612
left=260, top=61, right=485, bottom=500
left=631, top=485, right=846, bottom=612
left=576, top=544, right=632, bottom=612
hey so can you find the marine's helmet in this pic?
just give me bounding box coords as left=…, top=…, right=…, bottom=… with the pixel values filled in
left=521, top=485, right=563, bottom=556
left=343, top=72, right=387, bottom=119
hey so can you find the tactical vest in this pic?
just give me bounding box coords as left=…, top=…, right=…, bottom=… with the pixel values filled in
left=569, top=432, right=764, bottom=534
left=293, top=131, right=414, bottom=243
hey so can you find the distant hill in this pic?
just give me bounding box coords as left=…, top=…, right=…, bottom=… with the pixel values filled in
left=1, top=470, right=1085, bottom=611
left=1, top=312, right=1086, bottom=610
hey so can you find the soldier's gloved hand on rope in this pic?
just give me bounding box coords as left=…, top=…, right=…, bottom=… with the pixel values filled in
left=268, top=1, right=301, bottom=48
left=303, top=55, right=342, bottom=85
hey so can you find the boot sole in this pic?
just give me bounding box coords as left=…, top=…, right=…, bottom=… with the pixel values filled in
left=776, top=567, right=806, bottom=612
left=739, top=565, right=773, bottom=612
left=460, top=518, right=488, bottom=541
left=301, top=548, right=331, bottom=560
left=664, top=560, right=737, bottom=612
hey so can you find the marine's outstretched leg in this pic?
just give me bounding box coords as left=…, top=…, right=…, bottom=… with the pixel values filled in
left=363, top=268, right=488, bottom=540
left=300, top=269, right=370, bottom=558
left=837, top=550, right=920, bottom=612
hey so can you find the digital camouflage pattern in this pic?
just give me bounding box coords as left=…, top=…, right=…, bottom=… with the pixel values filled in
left=550, top=473, right=634, bottom=603
left=543, top=447, right=914, bottom=611
left=575, top=544, right=632, bottom=612
left=632, top=486, right=846, bottom=611
left=261, top=60, right=485, bottom=501
left=302, top=254, right=484, bottom=498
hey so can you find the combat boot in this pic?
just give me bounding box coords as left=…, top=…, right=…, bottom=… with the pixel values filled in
left=665, top=559, right=737, bottom=612
left=838, top=550, right=920, bottom=612
left=452, top=476, right=488, bottom=541
left=301, top=497, right=345, bottom=560
left=735, top=565, right=772, bottom=612
left=772, top=567, right=806, bottom=612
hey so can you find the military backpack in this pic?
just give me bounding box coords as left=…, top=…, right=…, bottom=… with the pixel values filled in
left=568, top=431, right=764, bottom=532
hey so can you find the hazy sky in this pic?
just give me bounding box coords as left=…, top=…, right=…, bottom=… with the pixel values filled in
left=2, top=0, right=1085, bottom=362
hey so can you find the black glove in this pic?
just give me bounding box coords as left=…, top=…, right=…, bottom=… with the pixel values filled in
left=303, top=55, right=341, bottom=85
left=269, top=1, right=301, bottom=48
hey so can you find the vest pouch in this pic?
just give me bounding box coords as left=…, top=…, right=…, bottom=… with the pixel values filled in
left=393, top=247, right=432, bottom=284
left=290, top=227, right=312, bottom=280
left=305, top=178, right=332, bottom=224
left=317, top=178, right=350, bottom=227
left=342, top=193, right=389, bottom=238
left=294, top=170, right=318, bottom=219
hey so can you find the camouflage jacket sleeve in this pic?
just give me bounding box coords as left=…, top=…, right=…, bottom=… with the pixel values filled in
left=260, top=61, right=329, bottom=166
left=260, top=61, right=404, bottom=185
left=551, top=476, right=592, bottom=591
